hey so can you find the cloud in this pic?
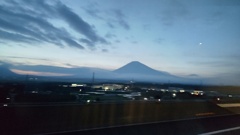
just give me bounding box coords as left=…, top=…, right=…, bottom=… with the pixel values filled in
left=112, top=9, right=130, bottom=30
left=188, top=60, right=240, bottom=70
left=61, top=37, right=84, bottom=49
left=115, top=40, right=121, bottom=43
left=154, top=38, right=165, bottom=44
left=188, top=74, right=199, bottom=77
left=83, top=2, right=103, bottom=20
left=83, top=4, right=130, bottom=30
left=101, top=49, right=108, bottom=52
left=0, top=0, right=108, bottom=50
left=156, top=0, right=189, bottom=26
left=105, top=33, right=117, bottom=39
left=1, top=56, right=50, bottom=61
left=0, top=29, right=39, bottom=44
left=79, top=38, right=94, bottom=47
left=56, top=3, right=107, bottom=44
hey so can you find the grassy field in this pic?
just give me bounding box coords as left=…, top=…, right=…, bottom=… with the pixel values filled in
left=0, top=101, right=232, bottom=135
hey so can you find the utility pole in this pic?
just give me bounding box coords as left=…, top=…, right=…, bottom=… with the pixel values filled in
left=25, top=74, right=29, bottom=91
left=92, top=72, right=95, bottom=86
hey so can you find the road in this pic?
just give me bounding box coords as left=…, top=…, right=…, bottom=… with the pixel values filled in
left=40, top=114, right=240, bottom=135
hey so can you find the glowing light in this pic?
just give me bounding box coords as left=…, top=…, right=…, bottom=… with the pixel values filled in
left=71, top=84, right=77, bottom=87
left=179, top=90, right=185, bottom=93
left=11, top=69, right=73, bottom=76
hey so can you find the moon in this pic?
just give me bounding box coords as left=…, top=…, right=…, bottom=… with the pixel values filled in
left=199, top=42, right=202, bottom=46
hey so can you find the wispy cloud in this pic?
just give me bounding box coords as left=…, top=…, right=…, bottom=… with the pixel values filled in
left=188, top=60, right=240, bottom=68
left=154, top=38, right=165, bottom=44
left=83, top=3, right=130, bottom=30
left=83, top=2, right=103, bottom=20
left=0, top=29, right=39, bottom=43
left=56, top=2, right=107, bottom=44
left=1, top=56, right=50, bottom=61
left=101, top=49, right=108, bottom=52
left=111, top=9, right=130, bottom=30
left=105, top=33, right=117, bottom=39
left=157, top=0, right=189, bottom=26
left=0, top=0, right=108, bottom=50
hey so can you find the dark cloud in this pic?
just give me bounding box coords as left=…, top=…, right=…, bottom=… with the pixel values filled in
left=56, top=3, right=107, bottom=44
left=112, top=9, right=130, bottom=30
left=0, top=0, right=108, bottom=50
left=115, top=40, right=121, bottom=43
left=105, top=33, right=117, bottom=39
left=102, top=49, right=108, bottom=52
left=64, top=63, right=80, bottom=68
left=107, top=22, right=115, bottom=29
left=132, top=41, right=138, bottom=44
left=0, top=29, right=39, bottom=44
left=79, top=38, right=94, bottom=47
left=61, top=37, right=84, bottom=49
left=0, top=17, right=48, bottom=42
left=188, top=74, right=199, bottom=77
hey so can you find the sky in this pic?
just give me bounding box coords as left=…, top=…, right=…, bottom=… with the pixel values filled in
left=0, top=0, right=240, bottom=85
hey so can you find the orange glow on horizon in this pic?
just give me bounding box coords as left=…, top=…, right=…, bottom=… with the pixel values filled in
left=10, top=69, right=73, bottom=76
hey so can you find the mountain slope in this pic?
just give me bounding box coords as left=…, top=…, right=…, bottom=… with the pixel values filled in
left=114, top=61, right=170, bottom=76
left=112, top=61, right=185, bottom=82
left=0, top=66, right=19, bottom=77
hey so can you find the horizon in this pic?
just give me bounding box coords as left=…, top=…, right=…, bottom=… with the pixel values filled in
left=0, top=0, right=240, bottom=85
left=1, top=60, right=240, bottom=86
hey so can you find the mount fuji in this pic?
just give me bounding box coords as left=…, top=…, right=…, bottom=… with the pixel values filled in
left=114, top=61, right=170, bottom=76
left=113, top=61, right=182, bottom=82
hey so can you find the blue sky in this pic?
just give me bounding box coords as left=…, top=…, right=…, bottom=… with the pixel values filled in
left=0, top=0, right=240, bottom=85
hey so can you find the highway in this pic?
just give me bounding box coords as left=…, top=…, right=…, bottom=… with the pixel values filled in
left=40, top=114, right=240, bottom=135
